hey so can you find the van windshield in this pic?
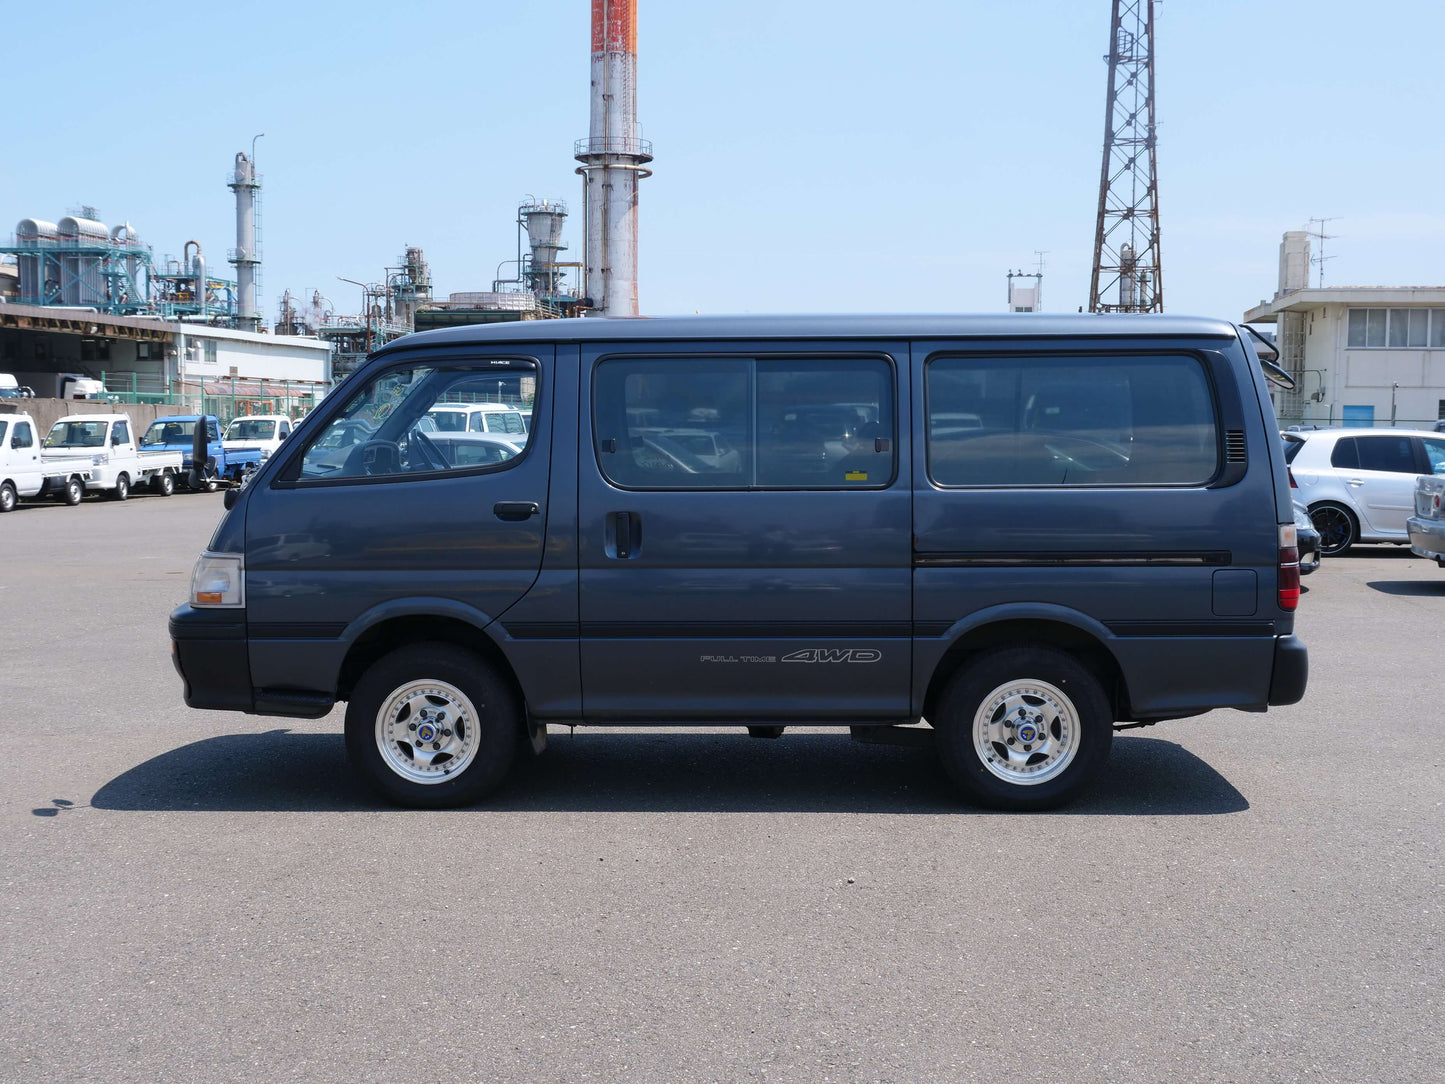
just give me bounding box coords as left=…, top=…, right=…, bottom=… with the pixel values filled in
left=226, top=419, right=276, bottom=440
left=45, top=420, right=110, bottom=448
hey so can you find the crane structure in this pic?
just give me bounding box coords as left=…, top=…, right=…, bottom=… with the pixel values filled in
left=1088, top=0, right=1163, bottom=314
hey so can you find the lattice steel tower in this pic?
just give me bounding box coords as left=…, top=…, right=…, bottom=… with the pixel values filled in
left=1089, top=0, right=1162, bottom=313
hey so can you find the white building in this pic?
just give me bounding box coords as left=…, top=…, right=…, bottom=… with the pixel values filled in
left=1244, top=232, right=1445, bottom=428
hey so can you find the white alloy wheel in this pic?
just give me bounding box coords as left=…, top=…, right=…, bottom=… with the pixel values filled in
left=375, top=678, right=481, bottom=785
left=972, top=678, right=1080, bottom=786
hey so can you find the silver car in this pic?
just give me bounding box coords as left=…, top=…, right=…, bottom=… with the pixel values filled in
left=1283, top=428, right=1445, bottom=555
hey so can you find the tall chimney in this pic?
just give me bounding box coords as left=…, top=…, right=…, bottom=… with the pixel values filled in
left=228, top=150, right=262, bottom=332
left=574, top=0, right=653, bottom=317
left=1277, top=230, right=1311, bottom=297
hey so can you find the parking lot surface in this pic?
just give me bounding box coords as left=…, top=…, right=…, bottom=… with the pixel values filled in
left=1, top=493, right=1440, bottom=1082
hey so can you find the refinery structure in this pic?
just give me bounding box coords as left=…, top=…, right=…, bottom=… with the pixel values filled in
left=0, top=0, right=654, bottom=409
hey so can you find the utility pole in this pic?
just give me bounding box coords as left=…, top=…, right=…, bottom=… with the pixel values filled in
left=1089, top=0, right=1163, bottom=313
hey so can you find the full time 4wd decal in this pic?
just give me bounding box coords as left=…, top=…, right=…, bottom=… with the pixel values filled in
left=781, top=648, right=882, bottom=663
left=698, top=648, right=883, bottom=664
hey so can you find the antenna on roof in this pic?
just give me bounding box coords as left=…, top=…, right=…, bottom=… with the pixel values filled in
left=1306, top=217, right=1338, bottom=288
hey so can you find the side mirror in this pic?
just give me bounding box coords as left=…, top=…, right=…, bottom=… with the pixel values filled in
left=277, top=431, right=287, bottom=442
left=111, top=434, right=122, bottom=446
left=10, top=437, right=21, bottom=450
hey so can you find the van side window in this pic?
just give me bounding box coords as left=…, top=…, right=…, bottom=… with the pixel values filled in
left=594, top=357, right=896, bottom=489
left=292, top=362, right=534, bottom=482
left=926, top=354, right=1218, bottom=487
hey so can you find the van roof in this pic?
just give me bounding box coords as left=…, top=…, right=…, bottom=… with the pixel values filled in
left=391, top=313, right=1239, bottom=352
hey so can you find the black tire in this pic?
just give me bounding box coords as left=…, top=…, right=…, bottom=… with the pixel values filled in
left=152, top=470, right=175, bottom=497
left=1309, top=502, right=1357, bottom=556
left=344, top=643, right=520, bottom=808
left=934, top=646, right=1113, bottom=811
left=0, top=482, right=16, bottom=513
left=112, top=474, right=130, bottom=501
left=61, top=477, right=83, bottom=505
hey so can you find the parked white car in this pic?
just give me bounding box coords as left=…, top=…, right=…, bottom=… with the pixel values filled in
left=42, top=413, right=183, bottom=500
left=1283, top=427, right=1445, bottom=554
left=0, top=412, right=93, bottom=510
left=1407, top=475, right=1445, bottom=568
left=425, top=403, right=529, bottom=438
left=222, top=414, right=293, bottom=461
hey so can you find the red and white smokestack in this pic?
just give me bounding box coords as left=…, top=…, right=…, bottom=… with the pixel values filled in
left=575, top=0, right=652, bottom=317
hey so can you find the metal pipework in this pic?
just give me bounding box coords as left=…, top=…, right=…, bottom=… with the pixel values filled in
left=574, top=0, right=652, bottom=316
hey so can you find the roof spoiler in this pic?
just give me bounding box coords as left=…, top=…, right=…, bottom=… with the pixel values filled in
left=1241, top=325, right=1297, bottom=391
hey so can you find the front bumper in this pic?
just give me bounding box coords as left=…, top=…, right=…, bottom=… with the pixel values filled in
left=169, top=603, right=252, bottom=712
left=1407, top=516, right=1445, bottom=563
left=1268, top=634, right=1309, bottom=706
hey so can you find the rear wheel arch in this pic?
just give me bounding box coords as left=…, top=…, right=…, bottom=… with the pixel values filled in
left=923, top=618, right=1129, bottom=725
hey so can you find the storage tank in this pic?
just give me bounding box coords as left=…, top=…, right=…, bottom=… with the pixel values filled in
left=57, top=215, right=109, bottom=305
left=15, top=219, right=57, bottom=303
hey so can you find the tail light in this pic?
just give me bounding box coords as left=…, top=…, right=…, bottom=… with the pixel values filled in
left=1287, top=468, right=1298, bottom=489
left=1278, top=523, right=1300, bottom=611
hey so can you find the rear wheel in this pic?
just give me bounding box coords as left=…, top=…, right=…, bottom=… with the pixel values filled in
left=112, top=474, right=130, bottom=501
left=934, top=647, right=1113, bottom=811
left=0, top=482, right=16, bottom=513
left=344, top=643, right=520, bottom=808
left=1310, top=502, right=1357, bottom=556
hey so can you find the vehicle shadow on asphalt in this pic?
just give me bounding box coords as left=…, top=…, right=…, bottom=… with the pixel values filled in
left=1366, top=580, right=1445, bottom=596
left=88, top=730, right=1248, bottom=816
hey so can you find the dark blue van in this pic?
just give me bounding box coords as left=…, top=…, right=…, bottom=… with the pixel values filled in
left=170, top=315, right=1307, bottom=810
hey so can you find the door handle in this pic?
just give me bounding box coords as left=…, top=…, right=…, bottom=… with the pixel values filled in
left=1347, top=479, right=1364, bottom=487
left=493, top=501, right=540, bottom=521
left=609, top=511, right=640, bottom=559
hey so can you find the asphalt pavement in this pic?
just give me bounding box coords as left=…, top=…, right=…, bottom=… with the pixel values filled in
left=0, top=491, right=1440, bottom=1082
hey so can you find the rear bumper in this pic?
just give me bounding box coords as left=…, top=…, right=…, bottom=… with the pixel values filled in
left=1407, top=516, right=1445, bottom=562
left=1268, top=634, right=1309, bottom=706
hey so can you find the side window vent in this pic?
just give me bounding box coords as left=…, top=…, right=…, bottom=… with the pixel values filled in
left=1225, top=430, right=1247, bottom=462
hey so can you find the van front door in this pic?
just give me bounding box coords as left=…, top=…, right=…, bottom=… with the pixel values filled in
left=245, top=349, right=552, bottom=691
left=577, top=344, right=912, bottom=722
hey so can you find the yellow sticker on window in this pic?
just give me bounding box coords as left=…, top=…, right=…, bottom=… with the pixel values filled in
left=845, top=470, right=868, bottom=481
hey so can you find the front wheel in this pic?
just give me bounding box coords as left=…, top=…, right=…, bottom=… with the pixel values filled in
left=112, top=474, right=130, bottom=501
left=934, top=647, right=1113, bottom=811
left=344, top=643, right=520, bottom=808
left=1309, top=502, right=1357, bottom=556
left=61, top=477, right=84, bottom=505
left=0, top=482, right=16, bottom=513
left=152, top=470, right=175, bottom=497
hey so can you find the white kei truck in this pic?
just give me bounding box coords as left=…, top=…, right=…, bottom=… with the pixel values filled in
left=0, top=412, right=94, bottom=511
left=40, top=413, right=184, bottom=501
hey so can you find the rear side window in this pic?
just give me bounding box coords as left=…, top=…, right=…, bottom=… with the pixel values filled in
left=926, top=354, right=1218, bottom=486
left=1329, top=438, right=1358, bottom=469
left=594, top=356, right=896, bottom=489
left=1355, top=435, right=1417, bottom=473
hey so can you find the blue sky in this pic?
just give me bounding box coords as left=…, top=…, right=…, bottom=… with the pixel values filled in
left=4, top=1, right=1442, bottom=321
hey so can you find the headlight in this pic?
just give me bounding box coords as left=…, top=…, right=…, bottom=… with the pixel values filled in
left=190, top=552, right=245, bottom=608
left=92, top=453, right=109, bottom=466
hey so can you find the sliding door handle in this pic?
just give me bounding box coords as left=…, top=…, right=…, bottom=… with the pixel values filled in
left=493, top=501, right=540, bottom=521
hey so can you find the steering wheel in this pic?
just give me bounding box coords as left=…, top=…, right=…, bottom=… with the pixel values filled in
left=346, top=440, right=403, bottom=476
